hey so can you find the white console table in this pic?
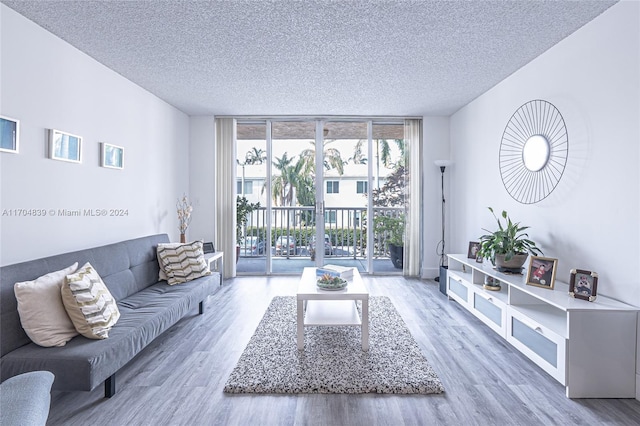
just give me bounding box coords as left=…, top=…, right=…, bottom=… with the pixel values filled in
left=446, top=254, right=638, bottom=398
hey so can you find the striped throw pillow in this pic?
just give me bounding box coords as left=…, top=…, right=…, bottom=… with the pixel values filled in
left=157, top=240, right=211, bottom=285
left=62, top=263, right=120, bottom=339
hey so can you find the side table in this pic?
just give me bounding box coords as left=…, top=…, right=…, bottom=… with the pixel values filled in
left=204, top=252, right=224, bottom=286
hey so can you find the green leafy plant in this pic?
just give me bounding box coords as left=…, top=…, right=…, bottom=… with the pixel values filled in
left=236, top=196, right=260, bottom=245
left=478, top=207, right=542, bottom=265
left=373, top=213, right=405, bottom=247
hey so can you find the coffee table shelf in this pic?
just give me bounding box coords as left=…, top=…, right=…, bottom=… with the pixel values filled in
left=304, top=300, right=361, bottom=326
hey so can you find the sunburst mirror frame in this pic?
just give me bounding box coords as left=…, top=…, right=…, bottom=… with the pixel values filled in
left=499, top=100, right=569, bottom=204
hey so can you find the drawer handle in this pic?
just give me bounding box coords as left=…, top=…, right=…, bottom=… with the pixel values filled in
left=534, top=327, right=543, bottom=333
left=487, top=297, right=493, bottom=302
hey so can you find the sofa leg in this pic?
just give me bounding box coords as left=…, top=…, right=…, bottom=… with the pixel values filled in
left=105, top=374, right=116, bottom=398
left=199, top=301, right=204, bottom=315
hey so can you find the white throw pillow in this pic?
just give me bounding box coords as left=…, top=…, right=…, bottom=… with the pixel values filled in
left=157, top=240, right=211, bottom=285
left=62, top=262, right=120, bottom=339
left=14, top=263, right=79, bottom=347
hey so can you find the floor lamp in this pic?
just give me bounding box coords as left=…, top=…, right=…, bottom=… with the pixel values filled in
left=434, top=160, right=452, bottom=288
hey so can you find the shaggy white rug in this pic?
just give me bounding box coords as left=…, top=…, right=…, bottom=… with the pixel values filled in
left=224, top=296, right=444, bottom=394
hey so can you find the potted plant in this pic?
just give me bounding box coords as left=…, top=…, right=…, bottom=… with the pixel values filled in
left=373, top=213, right=405, bottom=269
left=236, top=196, right=260, bottom=263
left=478, top=207, right=542, bottom=273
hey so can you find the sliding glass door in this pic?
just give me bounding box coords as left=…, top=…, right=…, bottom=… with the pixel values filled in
left=235, top=118, right=411, bottom=275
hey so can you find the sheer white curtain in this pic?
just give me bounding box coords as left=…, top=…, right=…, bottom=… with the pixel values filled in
left=404, top=119, right=422, bottom=276
left=215, top=118, right=237, bottom=278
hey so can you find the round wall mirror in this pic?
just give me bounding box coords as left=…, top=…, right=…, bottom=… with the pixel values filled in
left=522, top=135, right=550, bottom=172
left=499, top=100, right=568, bottom=204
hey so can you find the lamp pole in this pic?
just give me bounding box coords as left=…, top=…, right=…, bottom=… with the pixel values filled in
left=433, top=160, right=452, bottom=283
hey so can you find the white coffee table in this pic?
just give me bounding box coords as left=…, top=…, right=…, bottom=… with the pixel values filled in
left=296, top=267, right=369, bottom=351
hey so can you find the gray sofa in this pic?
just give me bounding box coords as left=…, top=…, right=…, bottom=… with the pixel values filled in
left=0, top=371, right=54, bottom=426
left=0, top=234, right=220, bottom=398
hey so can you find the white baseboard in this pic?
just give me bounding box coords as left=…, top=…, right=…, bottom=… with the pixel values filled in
left=636, top=374, right=640, bottom=400
left=421, top=267, right=439, bottom=280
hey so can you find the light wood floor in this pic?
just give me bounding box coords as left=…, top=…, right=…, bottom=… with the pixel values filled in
left=48, top=276, right=640, bottom=425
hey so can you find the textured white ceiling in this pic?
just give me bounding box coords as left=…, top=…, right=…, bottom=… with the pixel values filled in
left=2, top=0, right=617, bottom=116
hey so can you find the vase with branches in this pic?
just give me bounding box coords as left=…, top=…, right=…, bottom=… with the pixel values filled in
left=177, top=194, right=193, bottom=243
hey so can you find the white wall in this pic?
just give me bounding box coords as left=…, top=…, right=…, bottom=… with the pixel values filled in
left=450, top=1, right=639, bottom=306
left=0, top=5, right=190, bottom=265
left=188, top=116, right=216, bottom=244
left=421, top=116, right=451, bottom=279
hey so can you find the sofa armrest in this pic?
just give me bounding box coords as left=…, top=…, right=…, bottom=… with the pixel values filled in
left=0, top=371, right=54, bottom=426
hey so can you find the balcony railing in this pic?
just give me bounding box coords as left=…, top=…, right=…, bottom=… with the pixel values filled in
left=239, top=206, right=404, bottom=259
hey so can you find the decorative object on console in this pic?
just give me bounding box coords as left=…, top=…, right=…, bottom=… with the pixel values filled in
left=483, top=276, right=501, bottom=291
left=49, top=129, right=82, bottom=163
left=467, top=241, right=480, bottom=259
left=499, top=100, right=568, bottom=204
left=0, top=115, right=19, bottom=153
left=100, top=143, right=124, bottom=169
left=177, top=194, right=193, bottom=243
left=478, top=207, right=542, bottom=274
left=525, top=256, right=558, bottom=289
left=569, top=269, right=598, bottom=301
left=203, top=242, right=215, bottom=253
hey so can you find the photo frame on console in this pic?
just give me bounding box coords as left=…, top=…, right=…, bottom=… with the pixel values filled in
left=467, top=241, right=480, bottom=259
left=0, top=115, right=19, bottom=153
left=49, top=129, right=82, bottom=163
left=525, top=256, right=558, bottom=289
left=569, top=269, right=598, bottom=301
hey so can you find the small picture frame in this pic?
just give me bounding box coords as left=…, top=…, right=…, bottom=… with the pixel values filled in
left=101, top=143, right=124, bottom=169
left=203, top=242, right=215, bottom=253
left=467, top=241, right=481, bottom=259
left=525, top=256, right=558, bottom=289
left=0, top=115, right=19, bottom=153
left=475, top=254, right=484, bottom=264
left=50, top=129, right=82, bottom=163
left=569, top=269, right=598, bottom=301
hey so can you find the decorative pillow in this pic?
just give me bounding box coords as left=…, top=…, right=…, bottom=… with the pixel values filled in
left=61, top=263, right=120, bottom=339
left=157, top=240, right=211, bottom=285
left=156, top=242, right=181, bottom=281
left=14, top=263, right=79, bottom=347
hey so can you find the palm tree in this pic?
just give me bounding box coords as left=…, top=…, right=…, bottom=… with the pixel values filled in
left=237, top=147, right=266, bottom=196
left=352, top=138, right=406, bottom=188
left=245, top=147, right=266, bottom=165
left=299, top=140, right=345, bottom=176
left=271, top=153, right=304, bottom=206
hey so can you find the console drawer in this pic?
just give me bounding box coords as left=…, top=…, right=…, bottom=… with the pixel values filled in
left=472, top=291, right=506, bottom=337
left=506, top=307, right=567, bottom=385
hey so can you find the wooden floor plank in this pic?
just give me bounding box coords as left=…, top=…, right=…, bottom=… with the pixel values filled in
left=47, top=275, right=640, bottom=425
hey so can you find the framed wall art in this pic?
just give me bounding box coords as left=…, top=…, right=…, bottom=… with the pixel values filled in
left=525, top=256, right=558, bottom=289
left=569, top=269, right=598, bottom=301
left=0, top=115, right=19, bottom=153
left=50, top=129, right=82, bottom=163
left=101, top=143, right=124, bottom=169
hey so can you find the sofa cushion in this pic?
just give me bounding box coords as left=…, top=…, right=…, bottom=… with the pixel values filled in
left=13, top=263, right=79, bottom=347
left=62, top=263, right=120, bottom=339
left=157, top=241, right=211, bottom=285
